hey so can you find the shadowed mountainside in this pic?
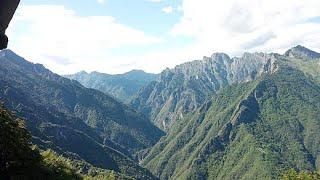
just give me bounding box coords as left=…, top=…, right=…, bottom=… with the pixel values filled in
left=0, top=49, right=163, bottom=179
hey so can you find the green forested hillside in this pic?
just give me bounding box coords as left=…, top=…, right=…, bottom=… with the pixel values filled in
left=0, top=105, right=131, bottom=179
left=0, top=49, right=162, bottom=179
left=142, top=47, right=320, bottom=180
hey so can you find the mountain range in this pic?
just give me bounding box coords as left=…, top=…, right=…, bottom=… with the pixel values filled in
left=65, top=70, right=158, bottom=102
left=1, top=45, right=320, bottom=179
left=140, top=46, right=320, bottom=179
left=130, top=51, right=277, bottom=131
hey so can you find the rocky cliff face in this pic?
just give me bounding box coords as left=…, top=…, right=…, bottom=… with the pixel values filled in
left=130, top=52, right=278, bottom=131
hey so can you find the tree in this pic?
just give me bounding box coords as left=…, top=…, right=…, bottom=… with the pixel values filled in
left=0, top=105, right=43, bottom=178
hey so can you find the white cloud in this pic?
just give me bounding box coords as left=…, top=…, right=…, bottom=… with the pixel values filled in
left=177, top=5, right=183, bottom=12
left=172, top=0, right=320, bottom=55
left=146, top=0, right=162, bottom=3
left=7, top=5, right=163, bottom=75
left=162, top=6, right=173, bottom=14
left=97, top=0, right=106, bottom=4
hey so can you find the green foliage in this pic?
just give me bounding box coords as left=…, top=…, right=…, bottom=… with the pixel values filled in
left=83, top=170, right=133, bottom=180
left=0, top=105, right=81, bottom=179
left=281, top=169, right=320, bottom=180
left=41, top=150, right=82, bottom=179
left=41, top=150, right=132, bottom=180
left=0, top=106, right=41, bottom=178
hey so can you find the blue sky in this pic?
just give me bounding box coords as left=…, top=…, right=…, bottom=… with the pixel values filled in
left=21, top=0, right=182, bottom=35
left=6, top=0, right=320, bottom=75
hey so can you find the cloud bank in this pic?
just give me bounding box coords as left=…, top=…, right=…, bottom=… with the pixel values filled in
left=7, top=5, right=163, bottom=74
left=172, top=0, right=320, bottom=54
left=6, top=0, right=320, bottom=75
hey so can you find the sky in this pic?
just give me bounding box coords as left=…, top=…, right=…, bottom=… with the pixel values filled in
left=6, top=0, right=320, bottom=75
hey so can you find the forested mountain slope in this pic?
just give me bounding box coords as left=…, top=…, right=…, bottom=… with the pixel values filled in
left=141, top=46, right=320, bottom=180
left=0, top=49, right=163, bottom=179
left=0, top=105, right=134, bottom=179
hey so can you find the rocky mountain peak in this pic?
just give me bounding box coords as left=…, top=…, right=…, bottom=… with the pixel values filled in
left=285, top=45, right=320, bottom=59
left=210, top=53, right=232, bottom=64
